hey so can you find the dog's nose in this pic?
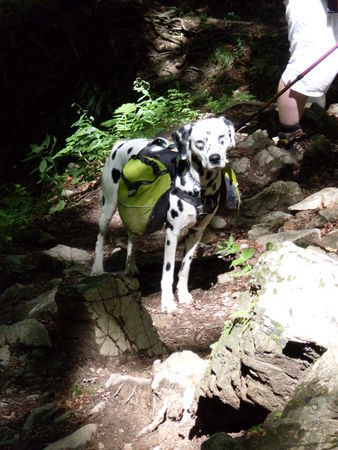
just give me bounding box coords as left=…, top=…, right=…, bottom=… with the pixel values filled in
left=209, top=154, right=221, bottom=165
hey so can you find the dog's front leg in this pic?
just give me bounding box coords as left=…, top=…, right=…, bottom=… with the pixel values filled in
left=176, top=226, right=204, bottom=305
left=125, top=233, right=139, bottom=276
left=161, top=226, right=178, bottom=313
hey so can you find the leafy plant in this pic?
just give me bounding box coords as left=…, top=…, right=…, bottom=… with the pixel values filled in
left=210, top=45, right=232, bottom=69
left=215, top=234, right=254, bottom=275
left=71, top=384, right=83, bottom=397
left=24, top=134, right=58, bottom=185
left=229, top=299, right=257, bottom=334
left=101, top=78, right=198, bottom=138
left=233, top=36, right=245, bottom=59
left=0, top=184, right=35, bottom=243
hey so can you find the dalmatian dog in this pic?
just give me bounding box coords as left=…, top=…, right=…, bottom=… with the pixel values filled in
left=91, top=116, right=236, bottom=313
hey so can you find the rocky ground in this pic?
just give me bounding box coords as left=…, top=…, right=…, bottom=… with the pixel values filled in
left=0, top=105, right=337, bottom=449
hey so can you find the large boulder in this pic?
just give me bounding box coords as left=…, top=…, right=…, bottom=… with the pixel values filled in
left=197, top=242, right=338, bottom=422
left=56, top=273, right=165, bottom=358
left=234, top=180, right=304, bottom=228
left=202, top=346, right=338, bottom=450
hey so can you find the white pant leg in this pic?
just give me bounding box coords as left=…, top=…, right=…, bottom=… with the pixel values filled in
left=282, top=0, right=338, bottom=97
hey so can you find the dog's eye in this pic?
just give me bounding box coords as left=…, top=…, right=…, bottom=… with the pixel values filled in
left=195, top=140, right=205, bottom=150
left=218, top=135, right=225, bottom=145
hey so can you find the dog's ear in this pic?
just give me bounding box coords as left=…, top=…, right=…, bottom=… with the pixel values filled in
left=221, top=116, right=236, bottom=148
left=172, top=124, right=193, bottom=160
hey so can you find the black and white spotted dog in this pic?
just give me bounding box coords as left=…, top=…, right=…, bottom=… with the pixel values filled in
left=91, top=117, right=236, bottom=313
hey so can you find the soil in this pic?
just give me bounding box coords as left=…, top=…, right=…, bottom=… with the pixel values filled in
left=0, top=180, right=264, bottom=450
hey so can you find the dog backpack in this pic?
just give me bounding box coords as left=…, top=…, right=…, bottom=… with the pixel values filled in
left=117, top=138, right=178, bottom=235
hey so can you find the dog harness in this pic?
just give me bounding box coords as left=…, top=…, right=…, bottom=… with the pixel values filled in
left=118, top=138, right=240, bottom=235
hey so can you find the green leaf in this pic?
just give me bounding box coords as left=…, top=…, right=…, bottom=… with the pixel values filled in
left=39, top=159, right=48, bottom=173
left=49, top=199, right=65, bottom=214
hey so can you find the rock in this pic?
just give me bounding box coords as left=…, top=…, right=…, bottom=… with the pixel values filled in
left=41, top=244, right=92, bottom=274
left=288, top=187, right=338, bottom=211
left=209, top=215, right=227, bottom=230
left=255, top=346, right=338, bottom=449
left=211, top=346, right=338, bottom=449
left=0, top=283, right=36, bottom=302
left=201, top=432, right=240, bottom=450
left=197, top=242, right=338, bottom=417
left=44, top=423, right=98, bottom=450
left=14, top=285, right=59, bottom=321
left=320, top=229, right=338, bottom=252
left=235, top=181, right=304, bottom=228
left=252, top=243, right=338, bottom=348
left=0, top=344, right=10, bottom=362
left=0, top=319, right=51, bottom=348
left=151, top=350, right=208, bottom=421
left=230, top=157, right=251, bottom=174
left=0, top=254, right=39, bottom=292
left=89, top=401, right=106, bottom=415
left=319, top=205, right=338, bottom=222
left=56, top=274, right=165, bottom=357
left=302, top=103, right=338, bottom=140
left=255, top=228, right=321, bottom=247
left=248, top=211, right=291, bottom=239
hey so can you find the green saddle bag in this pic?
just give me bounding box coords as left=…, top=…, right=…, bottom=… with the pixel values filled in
left=118, top=143, right=177, bottom=235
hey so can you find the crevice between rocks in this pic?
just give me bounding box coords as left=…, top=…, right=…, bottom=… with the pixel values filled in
left=190, top=396, right=269, bottom=437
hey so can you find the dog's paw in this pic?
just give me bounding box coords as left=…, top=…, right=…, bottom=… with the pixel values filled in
left=161, top=296, right=177, bottom=314
left=177, top=291, right=193, bottom=305
left=91, top=267, right=104, bottom=276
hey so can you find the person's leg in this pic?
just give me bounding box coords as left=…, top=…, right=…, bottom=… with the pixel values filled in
left=276, top=79, right=311, bottom=161
left=277, top=79, right=308, bottom=129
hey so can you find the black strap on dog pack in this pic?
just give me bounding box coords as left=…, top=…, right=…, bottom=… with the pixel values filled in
left=120, top=154, right=169, bottom=197
left=172, top=187, right=220, bottom=216
left=328, top=0, right=338, bottom=13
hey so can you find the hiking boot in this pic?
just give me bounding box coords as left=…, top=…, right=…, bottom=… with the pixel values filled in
left=277, top=128, right=312, bottom=162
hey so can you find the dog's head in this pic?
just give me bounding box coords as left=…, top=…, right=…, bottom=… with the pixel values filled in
left=172, top=116, right=235, bottom=170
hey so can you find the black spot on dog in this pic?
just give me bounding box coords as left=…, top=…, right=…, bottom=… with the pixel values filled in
left=177, top=159, right=186, bottom=177
left=111, top=168, right=120, bottom=183
left=177, top=199, right=184, bottom=212
left=166, top=262, right=171, bottom=271
left=102, top=195, right=105, bottom=205
left=117, top=143, right=124, bottom=150
left=127, top=147, right=133, bottom=154
left=198, top=165, right=205, bottom=176
left=171, top=209, right=179, bottom=219
left=192, top=154, right=204, bottom=176
left=166, top=239, right=170, bottom=246
left=180, top=176, right=186, bottom=186
left=192, top=154, right=200, bottom=165
left=112, top=150, right=117, bottom=160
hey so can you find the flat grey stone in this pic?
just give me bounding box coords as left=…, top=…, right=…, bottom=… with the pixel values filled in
left=289, top=187, right=338, bottom=211
left=44, top=423, right=98, bottom=450
left=256, top=228, right=321, bottom=247
left=0, top=319, right=51, bottom=348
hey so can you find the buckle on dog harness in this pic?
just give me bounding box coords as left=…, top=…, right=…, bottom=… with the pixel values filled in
left=172, top=187, right=219, bottom=217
